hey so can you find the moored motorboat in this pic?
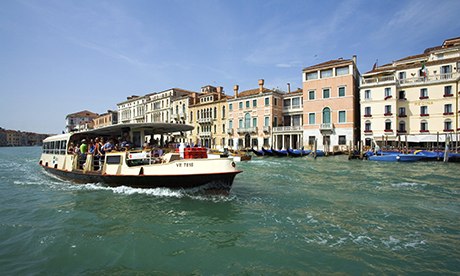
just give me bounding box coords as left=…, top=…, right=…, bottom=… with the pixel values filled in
left=39, top=123, right=242, bottom=192
left=368, top=153, right=424, bottom=162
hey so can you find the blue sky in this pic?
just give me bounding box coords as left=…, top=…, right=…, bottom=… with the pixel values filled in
left=1, top=0, right=459, bottom=134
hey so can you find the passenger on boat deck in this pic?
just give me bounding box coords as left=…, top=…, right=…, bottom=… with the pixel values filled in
left=102, top=139, right=114, bottom=153
left=88, top=139, right=95, bottom=154
left=68, top=142, right=75, bottom=154
left=80, top=139, right=88, bottom=154
left=74, top=143, right=81, bottom=154
left=143, top=142, right=152, bottom=151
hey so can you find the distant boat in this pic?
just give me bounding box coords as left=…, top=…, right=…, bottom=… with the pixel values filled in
left=313, top=150, right=325, bottom=157
left=272, top=148, right=288, bottom=157
left=261, top=147, right=274, bottom=156
left=251, top=148, right=264, bottom=156
left=414, top=150, right=460, bottom=162
left=287, top=148, right=312, bottom=157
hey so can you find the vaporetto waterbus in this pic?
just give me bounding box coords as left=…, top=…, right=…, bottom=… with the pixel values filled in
left=39, top=123, right=241, bottom=191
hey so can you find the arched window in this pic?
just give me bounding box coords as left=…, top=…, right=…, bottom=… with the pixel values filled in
left=444, top=119, right=452, bottom=131
left=365, top=120, right=371, bottom=131
left=244, top=113, right=251, bottom=128
left=385, top=119, right=392, bottom=131
left=420, top=120, right=428, bottom=132
left=399, top=121, right=406, bottom=132
left=322, top=107, right=331, bottom=124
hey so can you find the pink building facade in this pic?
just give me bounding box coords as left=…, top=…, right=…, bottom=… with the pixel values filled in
left=302, top=57, right=361, bottom=151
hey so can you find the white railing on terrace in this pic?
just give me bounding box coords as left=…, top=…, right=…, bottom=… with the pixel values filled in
left=283, top=104, right=302, bottom=110
left=399, top=72, right=458, bottom=86
left=263, top=126, right=271, bottom=132
left=199, top=131, right=212, bottom=137
left=273, top=126, right=303, bottom=132
left=362, top=75, right=395, bottom=85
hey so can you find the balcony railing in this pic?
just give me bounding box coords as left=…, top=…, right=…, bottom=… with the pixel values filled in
left=198, top=117, right=213, bottom=124
left=226, top=128, right=233, bottom=135
left=362, top=75, right=395, bottom=85
left=319, top=123, right=334, bottom=131
left=199, top=131, right=212, bottom=137
left=263, top=126, right=271, bottom=133
left=398, top=72, right=459, bottom=86
left=237, top=127, right=257, bottom=134
left=272, top=126, right=303, bottom=132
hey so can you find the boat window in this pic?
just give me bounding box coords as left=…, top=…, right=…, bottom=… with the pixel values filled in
left=106, top=155, right=121, bottom=165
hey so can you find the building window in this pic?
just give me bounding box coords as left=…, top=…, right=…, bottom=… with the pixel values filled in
left=444, top=104, right=453, bottom=115
left=222, top=106, right=226, bottom=118
left=365, top=120, right=372, bottom=132
left=322, top=107, right=331, bottom=124
left=265, top=97, right=269, bottom=106
left=274, top=98, right=278, bottom=106
left=320, top=69, right=333, bottom=78
left=308, top=113, right=315, bottom=125
left=292, top=97, right=300, bottom=108
left=229, top=120, right=233, bottom=129
left=323, top=88, right=330, bottom=99
left=264, top=116, right=269, bottom=126
left=444, top=120, right=453, bottom=131
left=308, top=136, right=316, bottom=145
left=274, top=116, right=278, bottom=127
left=239, top=102, right=243, bottom=109
left=238, top=119, right=243, bottom=128
left=244, top=113, right=251, bottom=128
left=252, top=118, right=257, bottom=127
left=420, top=106, right=428, bottom=116
left=420, top=88, right=428, bottom=99
left=338, top=135, right=346, bottom=145
left=420, top=120, right=428, bottom=132
left=229, top=103, right=233, bottom=111
left=398, top=121, right=406, bottom=133
left=399, top=90, right=406, bottom=100
left=384, top=105, right=392, bottom=116
left=444, top=86, right=453, bottom=97
left=283, top=99, right=291, bottom=108
left=306, top=72, right=318, bottom=80
left=398, top=71, right=406, bottom=80
left=364, top=90, right=371, bottom=100
left=338, top=87, right=346, bottom=97
left=338, top=111, right=346, bottom=123
left=385, top=119, right=392, bottom=132
left=399, top=107, right=406, bottom=117
left=384, top=87, right=392, bottom=99
left=364, top=106, right=372, bottom=117
left=336, top=66, right=349, bottom=76
left=308, top=90, right=315, bottom=100
left=253, top=99, right=257, bottom=107
left=246, top=101, right=250, bottom=108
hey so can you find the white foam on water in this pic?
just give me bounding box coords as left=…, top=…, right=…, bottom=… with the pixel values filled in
left=391, top=182, right=427, bottom=188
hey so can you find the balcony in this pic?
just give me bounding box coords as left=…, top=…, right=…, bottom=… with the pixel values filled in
left=263, top=126, right=271, bottom=133
left=199, top=131, right=212, bottom=137
left=272, top=126, right=302, bottom=133
left=398, top=72, right=459, bottom=87
left=198, top=117, right=213, bottom=124
left=319, top=123, right=334, bottom=133
left=361, top=75, right=396, bottom=86
left=226, top=128, right=234, bottom=135
left=283, top=104, right=303, bottom=113
left=237, top=127, right=258, bottom=134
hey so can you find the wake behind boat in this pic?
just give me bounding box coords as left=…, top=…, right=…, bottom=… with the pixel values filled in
left=39, top=123, right=242, bottom=192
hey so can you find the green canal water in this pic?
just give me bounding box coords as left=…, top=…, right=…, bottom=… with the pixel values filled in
left=0, top=147, right=459, bottom=274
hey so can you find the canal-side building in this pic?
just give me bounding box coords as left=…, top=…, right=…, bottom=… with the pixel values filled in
left=273, top=86, right=304, bottom=149
left=302, top=56, right=361, bottom=151
left=170, top=91, right=198, bottom=144
left=189, top=85, right=229, bottom=149
left=93, top=110, right=118, bottom=129
left=145, top=88, right=194, bottom=124
left=360, top=37, right=460, bottom=147
left=227, top=79, right=284, bottom=150
left=65, top=110, right=99, bottom=133
left=117, top=95, right=146, bottom=124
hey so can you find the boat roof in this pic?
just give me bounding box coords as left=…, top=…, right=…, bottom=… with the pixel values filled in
left=43, top=123, right=194, bottom=142
left=81, top=123, right=194, bottom=136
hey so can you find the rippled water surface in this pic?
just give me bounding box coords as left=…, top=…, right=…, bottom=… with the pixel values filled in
left=1, top=147, right=459, bottom=274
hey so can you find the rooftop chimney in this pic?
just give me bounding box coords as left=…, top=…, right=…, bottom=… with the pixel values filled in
left=258, top=79, right=264, bottom=93
left=287, top=83, right=291, bottom=93
left=352, top=55, right=357, bottom=65
left=233, top=85, right=239, bottom=98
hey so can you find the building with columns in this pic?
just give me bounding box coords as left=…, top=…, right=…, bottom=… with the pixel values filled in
left=227, top=79, right=284, bottom=150
left=360, top=37, right=460, bottom=147
left=302, top=56, right=361, bottom=151
left=188, top=85, right=229, bottom=149
left=273, top=86, right=304, bottom=149
left=117, top=95, right=146, bottom=124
